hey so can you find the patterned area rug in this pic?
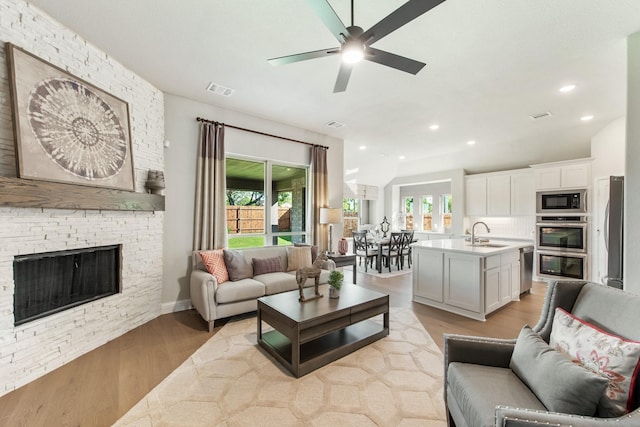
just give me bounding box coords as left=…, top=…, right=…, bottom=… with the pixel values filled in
left=114, top=308, right=446, bottom=427
left=343, top=264, right=413, bottom=279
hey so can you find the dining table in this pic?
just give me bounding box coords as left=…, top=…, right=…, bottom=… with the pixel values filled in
left=366, top=235, right=418, bottom=273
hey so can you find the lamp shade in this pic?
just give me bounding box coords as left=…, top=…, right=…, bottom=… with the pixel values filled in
left=319, top=207, right=341, bottom=224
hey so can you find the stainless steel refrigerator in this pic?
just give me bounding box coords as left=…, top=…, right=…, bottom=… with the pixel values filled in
left=603, top=176, right=624, bottom=289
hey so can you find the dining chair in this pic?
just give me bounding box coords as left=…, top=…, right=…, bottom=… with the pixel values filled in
left=381, top=232, right=403, bottom=272
left=352, top=231, right=378, bottom=272
left=400, top=229, right=415, bottom=269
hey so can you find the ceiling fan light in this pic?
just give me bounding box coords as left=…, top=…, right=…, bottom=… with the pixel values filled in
left=342, top=42, right=364, bottom=64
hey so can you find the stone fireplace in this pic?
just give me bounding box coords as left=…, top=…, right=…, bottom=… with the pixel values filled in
left=0, top=0, right=165, bottom=397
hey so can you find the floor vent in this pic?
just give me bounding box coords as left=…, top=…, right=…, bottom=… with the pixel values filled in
left=206, top=82, right=234, bottom=97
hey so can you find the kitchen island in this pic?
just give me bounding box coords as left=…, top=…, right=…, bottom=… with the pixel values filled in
left=411, top=239, right=533, bottom=321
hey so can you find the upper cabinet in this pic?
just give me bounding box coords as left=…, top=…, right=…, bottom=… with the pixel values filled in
left=531, top=159, right=592, bottom=190
left=465, top=168, right=534, bottom=217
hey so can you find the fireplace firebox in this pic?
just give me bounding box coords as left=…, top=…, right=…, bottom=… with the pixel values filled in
left=13, top=245, right=121, bottom=326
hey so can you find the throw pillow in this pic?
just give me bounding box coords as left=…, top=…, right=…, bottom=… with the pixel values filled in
left=222, top=250, right=253, bottom=281
left=286, top=246, right=313, bottom=271
left=199, top=249, right=229, bottom=284
left=510, top=325, right=608, bottom=416
left=550, top=308, right=640, bottom=417
left=293, top=242, right=318, bottom=262
left=252, top=256, right=283, bottom=276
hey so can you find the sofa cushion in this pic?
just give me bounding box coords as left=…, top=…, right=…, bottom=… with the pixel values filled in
left=199, top=249, right=229, bottom=284
left=510, top=325, right=608, bottom=416
left=256, top=272, right=299, bottom=295
left=550, top=307, right=640, bottom=417
left=447, top=362, right=546, bottom=427
left=286, top=246, right=312, bottom=271
left=293, top=242, right=319, bottom=262
left=252, top=256, right=283, bottom=276
left=215, top=278, right=265, bottom=304
left=223, top=250, right=253, bottom=281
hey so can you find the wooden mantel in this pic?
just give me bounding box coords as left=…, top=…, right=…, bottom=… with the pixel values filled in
left=0, top=176, right=164, bottom=211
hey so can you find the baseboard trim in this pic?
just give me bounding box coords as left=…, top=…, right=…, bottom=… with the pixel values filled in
left=161, top=299, right=192, bottom=314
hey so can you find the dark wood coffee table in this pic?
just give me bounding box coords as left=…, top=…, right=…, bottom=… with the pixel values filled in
left=257, top=284, right=389, bottom=377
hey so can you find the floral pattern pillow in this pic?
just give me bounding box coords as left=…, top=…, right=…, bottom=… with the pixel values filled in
left=549, top=307, right=640, bottom=417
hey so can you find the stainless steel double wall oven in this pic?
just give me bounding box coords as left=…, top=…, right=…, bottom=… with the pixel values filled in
left=535, top=190, right=588, bottom=280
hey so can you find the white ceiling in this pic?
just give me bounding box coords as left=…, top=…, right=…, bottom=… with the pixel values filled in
left=27, top=0, right=640, bottom=186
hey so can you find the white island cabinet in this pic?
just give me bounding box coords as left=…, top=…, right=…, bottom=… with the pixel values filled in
left=412, top=239, right=530, bottom=321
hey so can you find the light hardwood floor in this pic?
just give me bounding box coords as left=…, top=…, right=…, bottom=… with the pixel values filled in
left=0, top=268, right=547, bottom=426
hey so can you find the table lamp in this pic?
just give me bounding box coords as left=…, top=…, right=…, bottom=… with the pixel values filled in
left=320, top=207, right=341, bottom=255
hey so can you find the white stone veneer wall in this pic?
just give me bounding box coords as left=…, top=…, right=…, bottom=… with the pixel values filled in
left=0, top=0, right=164, bottom=395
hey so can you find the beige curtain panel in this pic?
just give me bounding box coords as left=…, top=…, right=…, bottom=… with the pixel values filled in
left=193, top=122, right=228, bottom=250
left=311, top=145, right=329, bottom=252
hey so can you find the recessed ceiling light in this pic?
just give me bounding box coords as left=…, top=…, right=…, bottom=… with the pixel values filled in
left=581, top=115, right=594, bottom=121
left=359, top=145, right=367, bottom=150
left=399, top=155, right=405, bottom=160
left=345, top=168, right=359, bottom=175
left=467, top=140, right=476, bottom=146
left=429, top=124, right=439, bottom=131
left=559, top=84, right=576, bottom=93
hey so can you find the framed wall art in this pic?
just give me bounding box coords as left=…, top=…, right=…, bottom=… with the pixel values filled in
left=5, top=43, right=135, bottom=191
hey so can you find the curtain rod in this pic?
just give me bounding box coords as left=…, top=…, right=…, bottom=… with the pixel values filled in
left=196, top=117, right=329, bottom=150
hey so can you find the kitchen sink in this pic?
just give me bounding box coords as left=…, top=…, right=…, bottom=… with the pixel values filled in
left=467, top=243, right=508, bottom=248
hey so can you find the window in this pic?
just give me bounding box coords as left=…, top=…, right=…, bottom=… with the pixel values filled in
left=442, top=194, right=453, bottom=231
left=226, top=157, right=308, bottom=248
left=421, top=196, right=433, bottom=231
left=342, top=198, right=359, bottom=237
left=404, top=197, right=414, bottom=230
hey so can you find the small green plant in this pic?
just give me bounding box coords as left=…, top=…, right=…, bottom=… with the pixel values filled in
left=327, top=270, right=344, bottom=290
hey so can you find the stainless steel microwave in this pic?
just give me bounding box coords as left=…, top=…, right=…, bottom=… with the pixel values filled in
left=536, top=189, right=587, bottom=214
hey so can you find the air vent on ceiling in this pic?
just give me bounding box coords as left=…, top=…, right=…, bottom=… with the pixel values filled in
left=530, top=111, right=552, bottom=120
left=206, top=82, right=234, bottom=97
left=325, top=120, right=345, bottom=129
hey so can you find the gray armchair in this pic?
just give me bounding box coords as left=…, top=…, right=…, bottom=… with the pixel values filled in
left=444, top=280, right=640, bottom=426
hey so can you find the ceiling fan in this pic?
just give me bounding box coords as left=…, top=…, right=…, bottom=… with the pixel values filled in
left=268, top=0, right=446, bottom=93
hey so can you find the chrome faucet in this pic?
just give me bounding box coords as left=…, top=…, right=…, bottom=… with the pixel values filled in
left=471, top=221, right=491, bottom=244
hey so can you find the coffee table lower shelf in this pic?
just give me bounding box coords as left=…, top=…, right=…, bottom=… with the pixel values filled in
left=259, top=320, right=386, bottom=377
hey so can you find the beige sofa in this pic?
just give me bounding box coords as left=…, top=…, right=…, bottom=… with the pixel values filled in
left=190, top=246, right=335, bottom=331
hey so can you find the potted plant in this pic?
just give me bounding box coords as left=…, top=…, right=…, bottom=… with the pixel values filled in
left=327, top=270, right=343, bottom=298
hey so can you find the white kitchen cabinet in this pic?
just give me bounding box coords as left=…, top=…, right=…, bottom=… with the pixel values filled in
left=510, top=172, right=535, bottom=215
left=484, top=251, right=520, bottom=314
left=487, top=175, right=511, bottom=216
left=412, top=241, right=523, bottom=321
left=533, top=159, right=592, bottom=190
left=444, top=253, right=482, bottom=313
left=466, top=169, right=534, bottom=217
left=465, top=177, right=487, bottom=216
left=413, top=250, right=444, bottom=302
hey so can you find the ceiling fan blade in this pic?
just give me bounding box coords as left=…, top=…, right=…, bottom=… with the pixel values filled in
left=333, top=62, right=353, bottom=93
left=366, top=47, right=426, bottom=74
left=304, top=0, right=349, bottom=43
left=268, top=48, right=340, bottom=66
left=362, top=0, right=446, bottom=45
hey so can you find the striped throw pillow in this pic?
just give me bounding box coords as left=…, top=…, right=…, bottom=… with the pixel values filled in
left=199, top=249, right=229, bottom=284
left=286, top=246, right=312, bottom=271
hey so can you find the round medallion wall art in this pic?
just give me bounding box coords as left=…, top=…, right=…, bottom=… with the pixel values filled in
left=27, top=78, right=128, bottom=180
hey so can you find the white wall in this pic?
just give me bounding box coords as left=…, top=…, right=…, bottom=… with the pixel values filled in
left=625, top=32, right=640, bottom=295
left=0, top=0, right=164, bottom=395
left=162, top=94, right=344, bottom=308
left=592, top=117, right=626, bottom=179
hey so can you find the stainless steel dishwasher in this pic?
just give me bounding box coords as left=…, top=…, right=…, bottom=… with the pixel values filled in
left=520, top=246, right=534, bottom=294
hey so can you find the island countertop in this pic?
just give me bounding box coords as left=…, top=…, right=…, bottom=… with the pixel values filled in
left=411, top=238, right=533, bottom=256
